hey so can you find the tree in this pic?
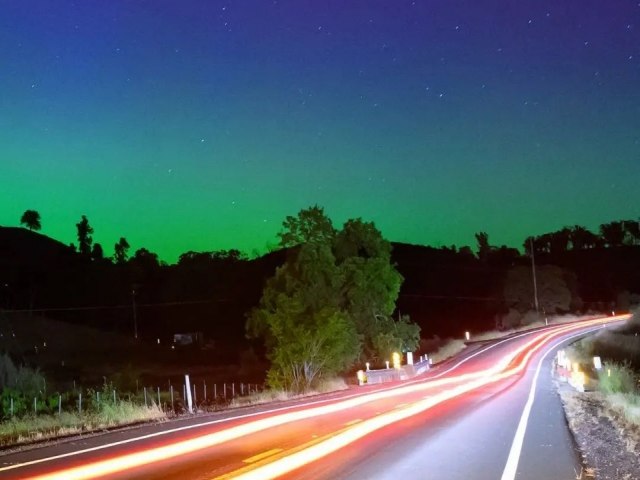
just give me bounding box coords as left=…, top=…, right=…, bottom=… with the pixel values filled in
left=91, top=243, right=104, bottom=261
left=335, top=219, right=417, bottom=359
left=600, top=221, right=625, bottom=248
left=549, top=228, right=571, bottom=256
left=623, top=220, right=640, bottom=246
left=503, top=265, right=573, bottom=317
left=277, top=205, right=335, bottom=248
left=569, top=225, right=598, bottom=250
left=20, top=210, right=41, bottom=231
left=76, top=215, right=94, bottom=256
left=248, top=207, right=420, bottom=391
left=474, top=232, right=491, bottom=262
left=113, top=237, right=130, bottom=264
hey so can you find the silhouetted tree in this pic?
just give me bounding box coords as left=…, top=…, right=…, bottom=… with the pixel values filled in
left=569, top=225, right=598, bottom=250
left=130, top=248, right=160, bottom=269
left=600, top=221, right=625, bottom=247
left=623, top=220, right=640, bottom=246
left=549, top=228, right=571, bottom=256
left=91, top=243, right=104, bottom=261
left=278, top=205, right=336, bottom=248
left=20, top=210, right=41, bottom=231
left=76, top=215, right=94, bottom=256
left=474, top=232, right=491, bottom=261
left=113, top=237, right=130, bottom=264
left=458, top=246, right=474, bottom=258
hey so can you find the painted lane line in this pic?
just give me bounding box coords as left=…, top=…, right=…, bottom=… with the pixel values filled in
left=242, top=449, right=283, bottom=464
left=344, top=419, right=362, bottom=426
left=215, top=321, right=626, bottom=480
left=1, top=316, right=626, bottom=476
left=500, top=325, right=615, bottom=480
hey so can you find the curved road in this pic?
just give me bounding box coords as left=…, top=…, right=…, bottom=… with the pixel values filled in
left=0, top=315, right=628, bottom=480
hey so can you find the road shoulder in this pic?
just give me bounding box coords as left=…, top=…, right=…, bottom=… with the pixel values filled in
left=559, top=387, right=640, bottom=479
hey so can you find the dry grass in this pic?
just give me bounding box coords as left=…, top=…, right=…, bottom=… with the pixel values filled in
left=428, top=339, right=466, bottom=364
left=230, top=377, right=349, bottom=408
left=473, top=314, right=590, bottom=342
left=0, top=403, right=165, bottom=446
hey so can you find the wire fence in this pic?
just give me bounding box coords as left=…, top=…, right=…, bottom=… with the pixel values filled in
left=0, top=378, right=264, bottom=419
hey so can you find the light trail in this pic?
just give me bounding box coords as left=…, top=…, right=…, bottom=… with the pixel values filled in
left=221, top=317, right=626, bottom=479
left=22, top=315, right=629, bottom=480
left=0, top=318, right=570, bottom=475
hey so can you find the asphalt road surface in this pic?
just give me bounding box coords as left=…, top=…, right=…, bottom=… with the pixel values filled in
left=0, top=315, right=628, bottom=480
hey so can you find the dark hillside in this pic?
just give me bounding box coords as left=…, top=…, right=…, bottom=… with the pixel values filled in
left=392, top=243, right=510, bottom=337
left=1, top=228, right=638, bottom=357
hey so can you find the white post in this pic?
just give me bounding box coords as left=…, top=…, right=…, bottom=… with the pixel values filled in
left=185, top=374, right=193, bottom=414
left=385, top=361, right=390, bottom=369
left=407, top=352, right=414, bottom=365
left=593, top=356, right=602, bottom=370
left=465, top=331, right=470, bottom=341
left=365, top=362, right=370, bottom=371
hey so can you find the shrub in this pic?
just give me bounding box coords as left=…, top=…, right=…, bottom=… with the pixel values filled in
left=598, top=362, right=638, bottom=395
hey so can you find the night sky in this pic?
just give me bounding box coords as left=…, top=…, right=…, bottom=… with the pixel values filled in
left=2, top=1, right=639, bottom=262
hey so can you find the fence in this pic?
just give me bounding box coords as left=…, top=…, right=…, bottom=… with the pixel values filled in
left=0, top=378, right=264, bottom=419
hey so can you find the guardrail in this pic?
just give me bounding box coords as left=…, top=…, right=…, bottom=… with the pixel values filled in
left=358, top=355, right=431, bottom=385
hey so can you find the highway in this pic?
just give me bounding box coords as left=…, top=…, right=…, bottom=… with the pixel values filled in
left=0, top=315, right=628, bottom=480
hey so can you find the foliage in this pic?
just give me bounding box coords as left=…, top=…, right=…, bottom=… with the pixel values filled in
left=0, top=354, right=46, bottom=398
left=0, top=354, right=49, bottom=417
left=474, top=232, right=490, bottom=261
left=20, top=210, right=41, bottom=232
left=503, top=265, right=573, bottom=316
left=277, top=205, right=335, bottom=248
left=91, top=243, right=104, bottom=261
left=249, top=207, right=420, bottom=391
left=113, top=237, right=130, bottom=264
left=598, top=362, right=638, bottom=395
left=76, top=215, right=94, bottom=256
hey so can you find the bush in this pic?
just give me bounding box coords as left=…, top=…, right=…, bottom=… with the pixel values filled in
left=598, top=362, right=638, bottom=395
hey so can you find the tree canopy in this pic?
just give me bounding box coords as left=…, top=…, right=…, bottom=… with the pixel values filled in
left=76, top=215, right=94, bottom=256
left=20, top=210, right=41, bottom=232
left=248, top=206, right=420, bottom=391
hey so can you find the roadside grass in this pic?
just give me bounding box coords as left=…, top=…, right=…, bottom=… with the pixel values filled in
left=0, top=402, right=165, bottom=446
left=472, top=313, right=590, bottom=343
left=564, top=313, right=640, bottom=432
left=428, top=339, right=466, bottom=364
left=427, top=314, right=594, bottom=366
left=229, top=377, right=349, bottom=408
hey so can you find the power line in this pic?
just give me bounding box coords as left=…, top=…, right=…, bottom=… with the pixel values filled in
left=0, top=298, right=234, bottom=314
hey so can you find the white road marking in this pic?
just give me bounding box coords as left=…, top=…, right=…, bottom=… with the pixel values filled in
left=0, top=321, right=608, bottom=474
left=500, top=324, right=619, bottom=480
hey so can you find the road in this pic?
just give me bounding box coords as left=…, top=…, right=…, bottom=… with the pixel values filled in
left=0, top=315, right=628, bottom=480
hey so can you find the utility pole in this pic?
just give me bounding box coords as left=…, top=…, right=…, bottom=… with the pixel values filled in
left=132, top=287, right=138, bottom=340
left=529, top=238, right=540, bottom=315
